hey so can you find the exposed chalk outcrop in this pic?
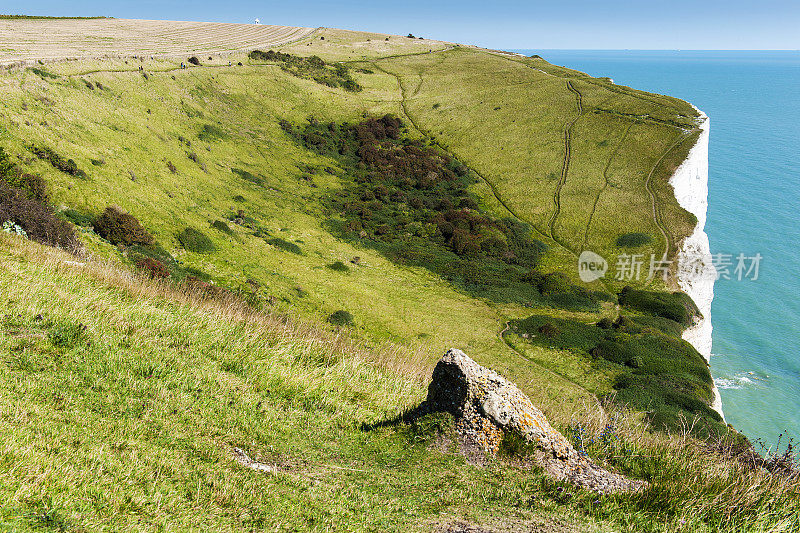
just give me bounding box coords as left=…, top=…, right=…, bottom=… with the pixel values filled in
left=669, top=107, right=724, bottom=419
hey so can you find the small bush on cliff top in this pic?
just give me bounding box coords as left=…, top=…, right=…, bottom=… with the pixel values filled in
left=616, top=232, right=653, bottom=247
left=618, top=285, right=699, bottom=326
left=177, top=227, right=215, bottom=253
left=327, top=310, right=354, bottom=327
left=94, top=206, right=154, bottom=246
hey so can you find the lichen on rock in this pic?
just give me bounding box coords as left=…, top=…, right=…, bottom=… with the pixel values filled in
left=421, top=348, right=646, bottom=493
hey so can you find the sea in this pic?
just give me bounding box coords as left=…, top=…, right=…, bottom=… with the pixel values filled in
left=512, top=49, right=800, bottom=447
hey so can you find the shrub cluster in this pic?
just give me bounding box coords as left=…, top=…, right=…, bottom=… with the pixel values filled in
left=27, top=144, right=86, bottom=178
left=0, top=181, right=79, bottom=249
left=327, top=310, right=354, bottom=327
left=616, top=232, right=652, bottom=247
left=327, top=260, right=350, bottom=272
left=510, top=312, right=722, bottom=435
left=283, top=116, right=610, bottom=306
left=187, top=56, right=201, bottom=66
left=248, top=49, right=361, bottom=92
left=210, top=220, right=233, bottom=235
left=198, top=124, right=227, bottom=142
left=618, top=285, right=699, bottom=326
left=266, top=237, right=302, bottom=255
left=0, top=147, right=78, bottom=250
left=94, top=206, right=154, bottom=246
left=177, top=227, right=216, bottom=253
left=231, top=167, right=264, bottom=186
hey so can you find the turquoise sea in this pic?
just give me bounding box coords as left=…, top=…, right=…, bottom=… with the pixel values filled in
left=513, top=50, right=800, bottom=446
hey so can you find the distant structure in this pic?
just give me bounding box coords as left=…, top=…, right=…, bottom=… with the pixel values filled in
left=254, top=18, right=260, bottom=25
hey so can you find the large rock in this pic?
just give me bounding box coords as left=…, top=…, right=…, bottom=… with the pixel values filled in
left=422, top=349, right=646, bottom=493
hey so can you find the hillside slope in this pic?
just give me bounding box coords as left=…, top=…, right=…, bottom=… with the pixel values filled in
left=0, top=20, right=798, bottom=532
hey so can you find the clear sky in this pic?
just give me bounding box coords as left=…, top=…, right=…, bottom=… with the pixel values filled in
left=3, top=0, right=799, bottom=50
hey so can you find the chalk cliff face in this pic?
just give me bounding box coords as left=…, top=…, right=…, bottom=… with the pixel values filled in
left=669, top=108, right=724, bottom=419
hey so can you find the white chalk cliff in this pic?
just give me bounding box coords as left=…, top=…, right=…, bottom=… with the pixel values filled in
left=669, top=107, right=725, bottom=419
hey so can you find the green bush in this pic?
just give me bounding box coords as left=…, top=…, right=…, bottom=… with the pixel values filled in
left=198, top=124, right=227, bottom=142
left=616, top=232, right=653, bottom=247
left=60, top=208, right=93, bottom=227
left=94, top=206, right=153, bottom=246
left=210, top=220, right=233, bottom=235
left=327, top=310, right=354, bottom=327
left=267, top=237, right=301, bottom=255
left=327, top=261, right=350, bottom=272
left=187, top=56, right=201, bottom=66
left=248, top=49, right=362, bottom=92
left=27, top=144, right=86, bottom=178
left=231, top=168, right=264, bottom=186
left=618, top=286, right=699, bottom=326
left=177, top=227, right=216, bottom=253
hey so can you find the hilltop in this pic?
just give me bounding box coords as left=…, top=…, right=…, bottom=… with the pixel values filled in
left=0, top=19, right=797, bottom=531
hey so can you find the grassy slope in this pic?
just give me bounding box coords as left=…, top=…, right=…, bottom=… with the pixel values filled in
left=0, top=234, right=606, bottom=531
left=0, top=35, right=617, bottom=422
left=3, top=235, right=797, bottom=532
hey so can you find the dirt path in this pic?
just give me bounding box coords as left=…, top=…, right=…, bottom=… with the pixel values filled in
left=548, top=80, right=583, bottom=246
left=644, top=131, right=694, bottom=263
left=583, top=121, right=636, bottom=248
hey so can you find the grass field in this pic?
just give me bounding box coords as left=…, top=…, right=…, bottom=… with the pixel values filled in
left=0, top=25, right=720, bottom=426
left=0, top=19, right=316, bottom=65
left=1, top=234, right=797, bottom=532
left=0, top=20, right=785, bottom=531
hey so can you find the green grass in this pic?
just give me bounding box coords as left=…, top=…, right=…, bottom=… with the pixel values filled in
left=0, top=33, right=715, bottom=429
left=0, top=27, right=775, bottom=529
left=0, top=235, right=797, bottom=532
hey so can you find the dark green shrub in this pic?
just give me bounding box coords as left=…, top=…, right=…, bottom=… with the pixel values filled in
left=616, top=232, right=653, bottom=247
left=618, top=286, right=699, bottom=326
left=27, top=144, right=86, bottom=178
left=248, top=49, right=362, bottom=91
left=94, top=206, right=153, bottom=246
left=210, top=220, right=233, bottom=234
left=233, top=195, right=246, bottom=203
left=327, top=260, right=350, bottom=272
left=90, top=158, right=105, bottom=166
left=596, top=317, right=613, bottom=329
left=187, top=56, right=201, bottom=66
left=327, top=310, right=354, bottom=327
left=267, top=237, right=301, bottom=255
left=1, top=171, right=49, bottom=202
left=537, top=322, right=560, bottom=338
left=231, top=168, right=264, bottom=185
left=177, top=227, right=216, bottom=253
left=198, top=124, right=227, bottom=142
left=29, top=67, right=58, bottom=79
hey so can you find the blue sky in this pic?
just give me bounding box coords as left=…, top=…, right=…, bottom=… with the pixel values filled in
left=3, top=0, right=799, bottom=50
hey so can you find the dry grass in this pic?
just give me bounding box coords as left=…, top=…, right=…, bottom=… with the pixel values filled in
left=0, top=18, right=316, bottom=65
left=2, top=233, right=432, bottom=384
